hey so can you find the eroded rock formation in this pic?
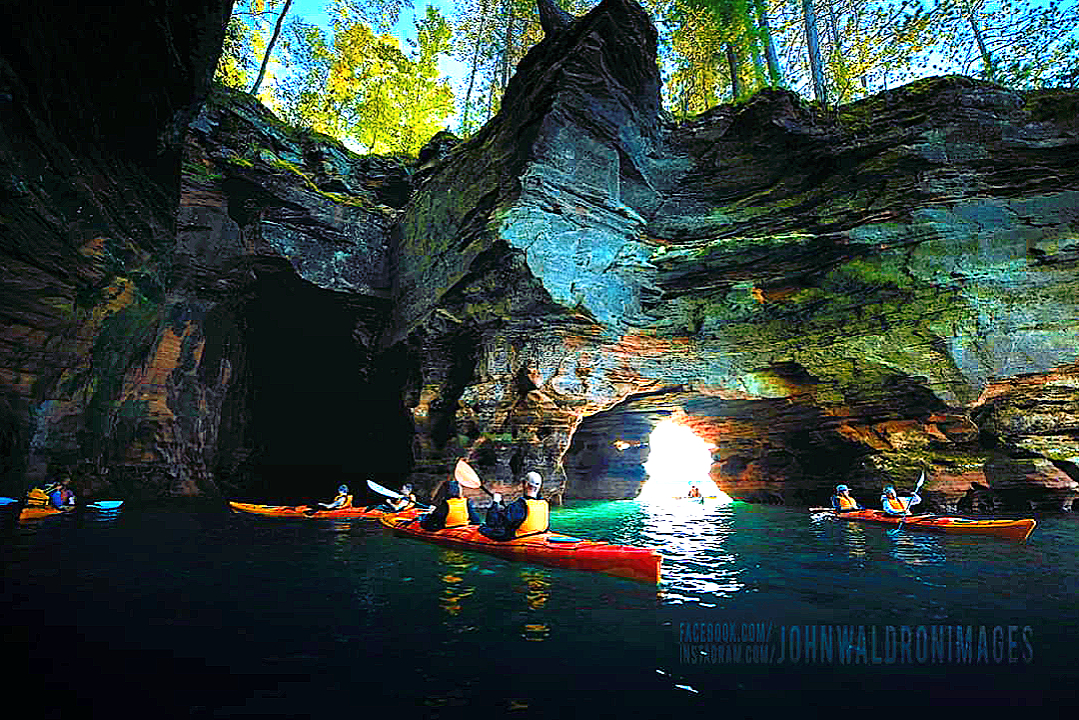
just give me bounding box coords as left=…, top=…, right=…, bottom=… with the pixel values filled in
left=2, top=0, right=1078, bottom=513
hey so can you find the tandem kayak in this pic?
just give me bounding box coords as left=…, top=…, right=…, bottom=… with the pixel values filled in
left=379, top=515, right=662, bottom=584
left=228, top=501, right=424, bottom=520
left=810, top=508, right=1036, bottom=541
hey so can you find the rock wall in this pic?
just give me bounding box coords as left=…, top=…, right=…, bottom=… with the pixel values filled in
left=390, top=0, right=1079, bottom=512
left=2, top=0, right=1078, bottom=513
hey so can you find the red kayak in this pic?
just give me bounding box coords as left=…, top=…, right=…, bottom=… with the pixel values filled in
left=811, top=508, right=1036, bottom=541
left=380, top=514, right=662, bottom=584
left=228, top=501, right=423, bottom=520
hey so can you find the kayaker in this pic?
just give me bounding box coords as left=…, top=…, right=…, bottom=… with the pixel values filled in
left=479, top=471, right=549, bottom=541
left=387, top=483, right=418, bottom=512
left=687, top=484, right=702, bottom=499
left=830, top=484, right=861, bottom=512
left=309, top=484, right=352, bottom=513
left=419, top=479, right=481, bottom=531
left=366, top=482, right=419, bottom=513
left=881, top=484, right=920, bottom=515
left=49, top=479, right=77, bottom=510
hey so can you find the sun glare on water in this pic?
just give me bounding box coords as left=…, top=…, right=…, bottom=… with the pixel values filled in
left=636, top=419, right=733, bottom=504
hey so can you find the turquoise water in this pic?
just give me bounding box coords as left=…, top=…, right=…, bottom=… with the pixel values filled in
left=3, top=499, right=1078, bottom=717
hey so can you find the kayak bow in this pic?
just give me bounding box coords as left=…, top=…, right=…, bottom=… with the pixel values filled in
left=379, top=515, right=662, bottom=584
left=811, top=508, right=1036, bottom=541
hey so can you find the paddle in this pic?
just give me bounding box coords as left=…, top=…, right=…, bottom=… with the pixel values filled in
left=888, top=471, right=926, bottom=537
left=454, top=459, right=495, bottom=499
left=365, top=479, right=433, bottom=511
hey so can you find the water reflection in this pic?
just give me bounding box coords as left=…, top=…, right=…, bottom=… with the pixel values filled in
left=81, top=508, right=122, bottom=525
left=325, top=520, right=353, bottom=561
left=518, top=569, right=551, bottom=641
left=438, top=550, right=476, bottom=618
left=637, top=499, right=745, bottom=600
left=887, top=532, right=947, bottom=567
left=810, top=511, right=869, bottom=560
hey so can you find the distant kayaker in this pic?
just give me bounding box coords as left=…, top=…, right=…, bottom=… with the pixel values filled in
left=881, top=484, right=920, bottom=515
left=49, top=479, right=77, bottom=510
left=687, top=484, right=702, bottom=499
left=310, top=484, right=352, bottom=513
left=387, top=483, right=419, bottom=512
left=479, top=471, right=549, bottom=541
left=419, top=479, right=481, bottom=531
left=831, top=484, right=861, bottom=512
left=366, top=483, right=418, bottom=513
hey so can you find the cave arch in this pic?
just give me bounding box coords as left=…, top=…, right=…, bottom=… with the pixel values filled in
left=560, top=390, right=870, bottom=503
left=209, top=266, right=412, bottom=503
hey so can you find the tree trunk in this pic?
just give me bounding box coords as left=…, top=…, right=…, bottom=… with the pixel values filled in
left=726, top=43, right=741, bottom=101
left=501, top=0, right=515, bottom=90
left=250, top=0, right=293, bottom=96
left=825, top=0, right=849, bottom=100
left=462, top=0, right=491, bottom=133
left=754, top=0, right=783, bottom=86
left=964, top=3, right=995, bottom=80
left=802, top=0, right=828, bottom=104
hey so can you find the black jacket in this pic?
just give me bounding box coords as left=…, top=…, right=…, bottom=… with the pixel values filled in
left=419, top=498, right=482, bottom=531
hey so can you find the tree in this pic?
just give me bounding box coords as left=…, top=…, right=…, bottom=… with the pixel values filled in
left=277, top=3, right=455, bottom=155
left=251, top=0, right=294, bottom=95
left=802, top=0, right=828, bottom=103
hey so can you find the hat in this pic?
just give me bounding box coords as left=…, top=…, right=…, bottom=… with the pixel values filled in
left=883, top=484, right=896, bottom=493
left=836, top=484, right=849, bottom=492
left=338, top=484, right=349, bottom=493
left=524, top=471, right=542, bottom=489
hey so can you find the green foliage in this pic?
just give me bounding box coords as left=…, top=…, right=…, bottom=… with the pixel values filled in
left=215, top=12, right=255, bottom=89
left=276, top=2, right=455, bottom=155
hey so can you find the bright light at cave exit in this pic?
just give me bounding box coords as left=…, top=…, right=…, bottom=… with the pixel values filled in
left=637, top=419, right=733, bottom=503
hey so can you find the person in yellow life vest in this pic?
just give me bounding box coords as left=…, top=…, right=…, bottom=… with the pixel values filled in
left=687, top=484, right=702, bottom=499
left=419, top=480, right=481, bottom=531
left=308, top=484, right=352, bottom=514
left=881, top=484, right=921, bottom=516
left=27, top=478, right=76, bottom=511
left=479, top=471, right=549, bottom=541
left=831, top=484, right=861, bottom=512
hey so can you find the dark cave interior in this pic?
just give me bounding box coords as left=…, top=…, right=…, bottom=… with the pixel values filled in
left=223, top=271, right=413, bottom=504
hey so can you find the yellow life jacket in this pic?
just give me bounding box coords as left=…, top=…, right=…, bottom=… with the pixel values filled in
left=445, top=497, right=470, bottom=527
left=338, top=493, right=353, bottom=507
left=26, top=488, right=51, bottom=507
left=514, top=499, right=549, bottom=537
left=883, top=496, right=907, bottom=512
left=835, top=495, right=858, bottom=510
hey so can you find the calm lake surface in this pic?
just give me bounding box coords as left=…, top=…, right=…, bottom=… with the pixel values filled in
left=4, top=499, right=1078, bottom=718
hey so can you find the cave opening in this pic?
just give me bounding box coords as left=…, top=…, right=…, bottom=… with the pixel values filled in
left=638, top=419, right=731, bottom=502
left=225, top=271, right=412, bottom=504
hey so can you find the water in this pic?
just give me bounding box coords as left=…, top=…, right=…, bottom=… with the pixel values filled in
left=3, top=499, right=1078, bottom=717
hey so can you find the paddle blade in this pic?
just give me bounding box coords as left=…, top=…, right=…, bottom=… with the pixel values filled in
left=914, top=470, right=927, bottom=492
left=367, top=479, right=404, bottom=499
left=454, top=459, right=482, bottom=489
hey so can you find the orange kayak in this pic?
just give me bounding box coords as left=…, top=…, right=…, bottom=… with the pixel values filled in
left=18, top=506, right=66, bottom=521
left=228, top=501, right=423, bottom=520
left=380, top=514, right=662, bottom=584
left=812, top=508, right=1036, bottom=541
